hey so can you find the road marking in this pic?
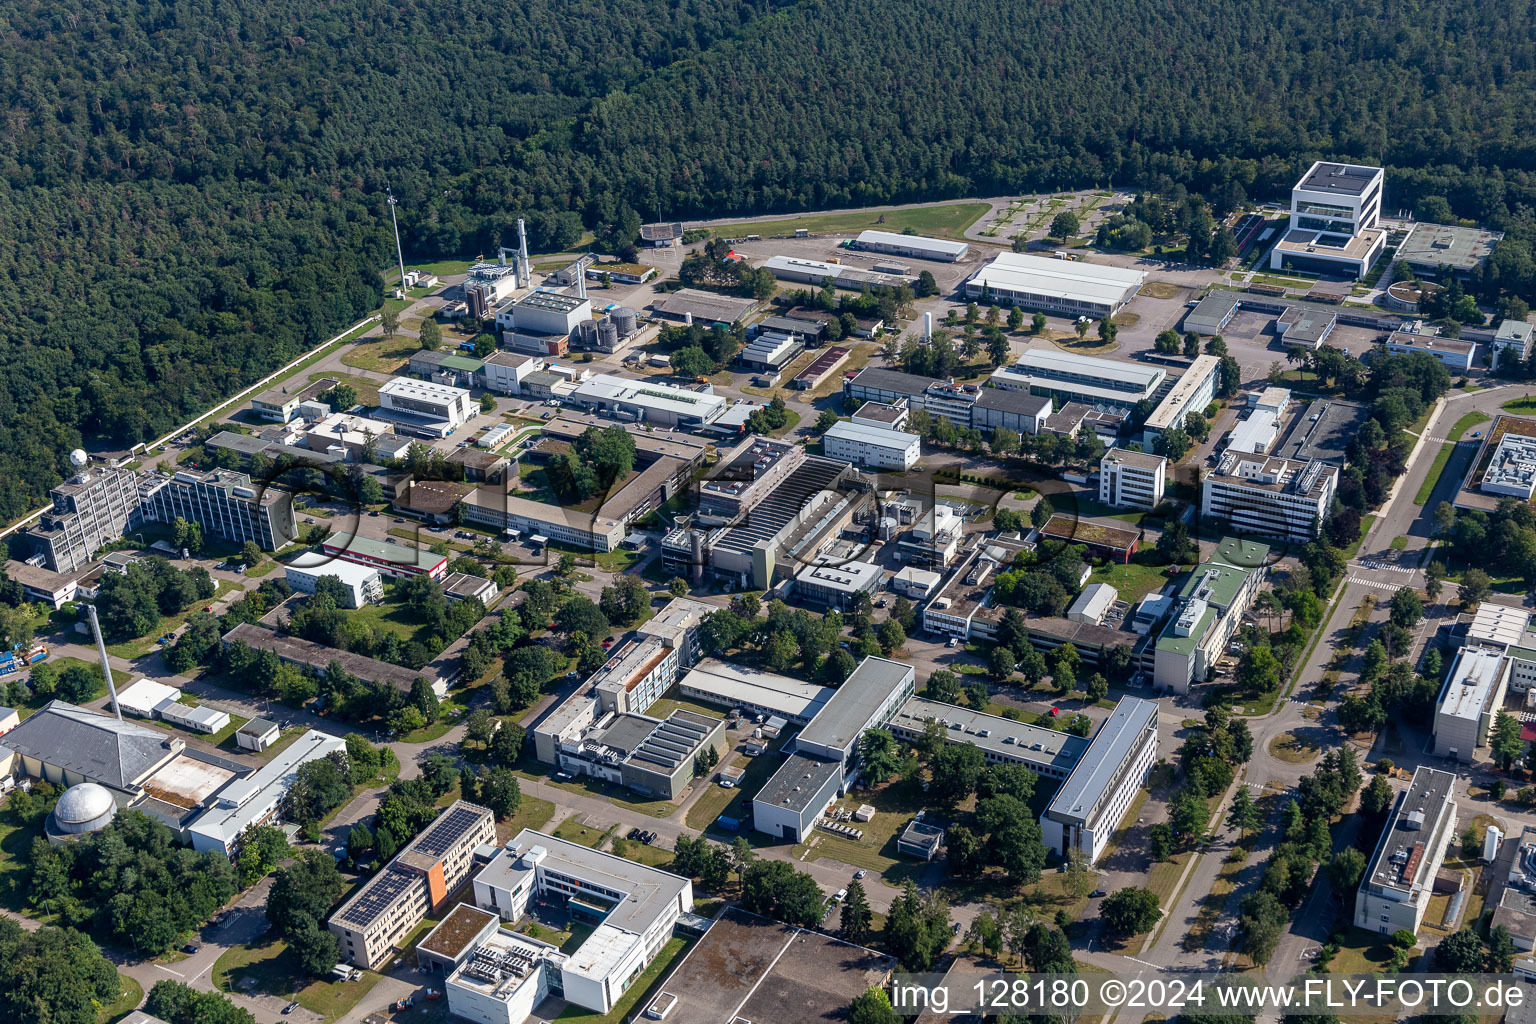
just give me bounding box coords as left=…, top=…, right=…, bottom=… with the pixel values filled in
left=1118, top=955, right=1163, bottom=970
left=155, top=965, right=185, bottom=977
left=1357, top=560, right=1416, bottom=575
left=1347, top=576, right=1400, bottom=591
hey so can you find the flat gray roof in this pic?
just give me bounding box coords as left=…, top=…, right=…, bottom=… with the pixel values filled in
left=1398, top=222, right=1503, bottom=272
left=794, top=656, right=911, bottom=754
left=1298, top=161, right=1380, bottom=197
left=1046, top=696, right=1157, bottom=826
left=1273, top=397, right=1370, bottom=463
left=755, top=752, right=841, bottom=813
left=1363, top=766, right=1457, bottom=896
left=975, top=387, right=1052, bottom=417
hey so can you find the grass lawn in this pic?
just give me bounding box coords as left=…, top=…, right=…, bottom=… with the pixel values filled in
left=36, top=656, right=131, bottom=702
left=1086, top=556, right=1177, bottom=604
left=713, top=202, right=990, bottom=242
left=99, top=973, right=143, bottom=1024
left=1449, top=409, right=1493, bottom=437
left=306, top=371, right=381, bottom=406
left=1268, top=731, right=1321, bottom=763
left=688, top=730, right=798, bottom=832
left=1325, top=926, right=1397, bottom=974
left=1416, top=411, right=1492, bottom=506
left=1063, top=495, right=1148, bottom=524
left=1141, top=282, right=1185, bottom=300
left=797, top=779, right=930, bottom=880
left=553, top=816, right=613, bottom=848
left=546, top=542, right=646, bottom=573
left=342, top=335, right=420, bottom=374
left=146, top=709, right=249, bottom=749
left=554, top=937, right=691, bottom=1024
left=1503, top=396, right=1536, bottom=415
left=497, top=796, right=556, bottom=842
left=347, top=592, right=433, bottom=644
left=610, top=837, right=674, bottom=868
left=1389, top=535, right=1408, bottom=550
left=212, top=936, right=381, bottom=1022
left=105, top=579, right=243, bottom=659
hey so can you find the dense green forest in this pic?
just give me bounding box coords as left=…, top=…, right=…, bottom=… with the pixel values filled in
left=4, top=0, right=1536, bottom=520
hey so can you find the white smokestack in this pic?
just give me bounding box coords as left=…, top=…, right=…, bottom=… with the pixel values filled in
left=87, top=604, right=122, bottom=721
left=924, top=311, right=932, bottom=343
left=577, top=272, right=587, bottom=301
left=517, top=219, right=531, bottom=288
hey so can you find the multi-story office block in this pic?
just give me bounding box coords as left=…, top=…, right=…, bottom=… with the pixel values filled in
left=1201, top=452, right=1338, bottom=542
left=141, top=469, right=298, bottom=552
left=1099, top=449, right=1167, bottom=511
left=24, top=464, right=143, bottom=573
left=1041, top=697, right=1158, bottom=865
left=1355, top=767, right=1457, bottom=937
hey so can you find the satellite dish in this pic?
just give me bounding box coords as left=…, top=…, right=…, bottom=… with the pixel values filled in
left=69, top=449, right=88, bottom=468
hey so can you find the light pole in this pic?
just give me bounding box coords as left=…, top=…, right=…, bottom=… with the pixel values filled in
left=387, top=188, right=407, bottom=296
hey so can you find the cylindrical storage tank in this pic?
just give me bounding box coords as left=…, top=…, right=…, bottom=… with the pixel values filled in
left=574, top=320, right=599, bottom=347
left=612, top=306, right=638, bottom=338
left=597, top=319, right=619, bottom=349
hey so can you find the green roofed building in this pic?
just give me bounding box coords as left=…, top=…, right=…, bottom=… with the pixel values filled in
left=1152, top=538, right=1270, bottom=693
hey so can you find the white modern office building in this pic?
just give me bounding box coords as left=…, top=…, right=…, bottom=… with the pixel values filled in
left=822, top=419, right=921, bottom=471
left=963, top=252, right=1147, bottom=318
left=1270, top=161, right=1387, bottom=279
left=1201, top=452, right=1338, bottom=542
left=990, top=349, right=1164, bottom=410
left=187, top=729, right=347, bottom=856
left=1494, top=320, right=1536, bottom=365
left=470, top=830, right=693, bottom=1015
left=853, top=230, right=969, bottom=262
left=1098, top=448, right=1167, bottom=510
left=1152, top=538, right=1270, bottom=692
left=1383, top=322, right=1478, bottom=373
left=1141, top=355, right=1221, bottom=446
left=284, top=554, right=384, bottom=608
left=379, top=378, right=476, bottom=434
left=1434, top=646, right=1511, bottom=762
left=1482, top=433, right=1536, bottom=500
left=1355, top=766, right=1457, bottom=937
left=1040, top=696, right=1158, bottom=864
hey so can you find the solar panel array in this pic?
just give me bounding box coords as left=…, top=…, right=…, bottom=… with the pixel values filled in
left=413, top=805, right=486, bottom=857
left=337, top=867, right=417, bottom=928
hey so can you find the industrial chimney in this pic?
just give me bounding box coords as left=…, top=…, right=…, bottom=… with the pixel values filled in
left=517, top=219, right=531, bottom=288
left=86, top=604, right=122, bottom=721
left=924, top=311, right=933, bottom=343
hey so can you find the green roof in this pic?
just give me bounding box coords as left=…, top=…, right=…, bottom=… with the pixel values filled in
left=1175, top=561, right=1254, bottom=611
left=438, top=354, right=485, bottom=373
left=1212, top=536, right=1270, bottom=571
left=1155, top=605, right=1216, bottom=656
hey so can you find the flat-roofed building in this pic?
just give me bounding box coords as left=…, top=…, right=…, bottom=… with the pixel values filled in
left=1153, top=537, right=1269, bottom=693
left=795, top=656, right=914, bottom=767
left=822, top=419, right=921, bottom=472
left=221, top=621, right=451, bottom=697
left=971, top=387, right=1052, bottom=435
left=1038, top=514, right=1140, bottom=563
left=990, top=349, right=1164, bottom=410
left=378, top=378, right=476, bottom=436
left=285, top=555, right=384, bottom=608
left=760, top=255, right=911, bottom=290
left=851, top=399, right=910, bottom=430
left=252, top=377, right=339, bottom=422
left=549, top=706, right=726, bottom=801
left=1355, top=766, right=1458, bottom=936
left=22, top=464, right=146, bottom=574
left=1383, top=321, right=1478, bottom=372
left=791, top=346, right=852, bottom=390
left=1495, top=320, right=1536, bottom=366
left=1184, top=292, right=1239, bottom=335
left=653, top=288, right=758, bottom=326
left=888, top=697, right=1088, bottom=781
left=441, top=572, right=498, bottom=605
left=843, top=366, right=942, bottom=410
left=738, top=333, right=804, bottom=373
left=471, top=830, right=693, bottom=1014
left=329, top=801, right=497, bottom=970
left=1067, top=583, right=1118, bottom=626
left=416, top=904, right=501, bottom=976
left=853, top=230, right=969, bottom=262
left=1271, top=161, right=1387, bottom=279
left=481, top=351, right=544, bottom=395
left=303, top=412, right=402, bottom=461
left=1398, top=222, right=1503, bottom=280
left=963, top=252, right=1146, bottom=318
left=459, top=486, right=625, bottom=552
left=187, top=729, right=346, bottom=856
left=1273, top=397, right=1370, bottom=463
left=140, top=468, right=298, bottom=553
left=892, top=565, right=942, bottom=599
left=792, top=560, right=883, bottom=611
left=567, top=373, right=727, bottom=429
left=1202, top=452, right=1338, bottom=542
left=1099, top=448, right=1166, bottom=511
left=321, top=532, right=448, bottom=580
left=640, top=222, right=683, bottom=247
left=588, top=635, right=681, bottom=716
left=1434, top=646, right=1510, bottom=761
left=1142, top=355, right=1221, bottom=446
left=1041, top=696, right=1158, bottom=864
left=444, top=926, right=568, bottom=1024
left=1488, top=825, right=1536, bottom=952
left=409, top=350, right=485, bottom=389
left=679, top=659, right=835, bottom=725
left=1227, top=408, right=1281, bottom=455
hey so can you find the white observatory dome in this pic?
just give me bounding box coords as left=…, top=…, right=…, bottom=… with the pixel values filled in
left=50, top=782, right=117, bottom=835
left=69, top=448, right=88, bottom=468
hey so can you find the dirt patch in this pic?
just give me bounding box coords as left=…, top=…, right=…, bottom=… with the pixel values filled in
left=1142, top=281, right=1186, bottom=300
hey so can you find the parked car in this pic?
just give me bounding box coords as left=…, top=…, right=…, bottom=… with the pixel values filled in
left=1090, top=889, right=1107, bottom=898
left=182, top=943, right=200, bottom=954
left=282, top=1003, right=298, bottom=1015
left=853, top=869, right=866, bottom=880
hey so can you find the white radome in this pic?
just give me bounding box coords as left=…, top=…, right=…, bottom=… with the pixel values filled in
left=69, top=448, right=88, bottom=467
left=51, top=782, right=117, bottom=833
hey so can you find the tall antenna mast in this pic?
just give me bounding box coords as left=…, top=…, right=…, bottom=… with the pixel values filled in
left=86, top=605, right=122, bottom=721
left=387, top=188, right=407, bottom=297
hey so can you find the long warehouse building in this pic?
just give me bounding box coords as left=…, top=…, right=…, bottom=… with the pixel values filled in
left=990, top=348, right=1165, bottom=410
left=963, top=252, right=1147, bottom=318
